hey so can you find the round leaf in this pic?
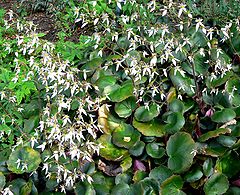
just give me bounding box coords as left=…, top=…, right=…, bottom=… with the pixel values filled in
left=7, top=147, right=41, bottom=174
left=216, top=151, right=240, bottom=178
left=211, top=108, right=236, bottom=123
left=105, top=80, right=134, bottom=102
left=129, top=141, right=145, bottom=156
left=203, top=158, right=213, bottom=177
left=203, top=173, right=229, bottom=195
left=111, top=183, right=130, bottom=195
left=112, top=123, right=141, bottom=149
left=149, top=165, right=173, bottom=184
left=169, top=99, right=185, bottom=113
left=98, top=104, right=122, bottom=134
left=115, top=96, right=137, bottom=118
left=166, top=132, right=196, bottom=173
left=133, top=118, right=165, bottom=137
left=146, top=143, right=165, bottom=159
left=0, top=172, right=5, bottom=191
left=184, top=166, right=203, bottom=183
left=161, top=175, right=186, bottom=195
left=165, top=112, right=185, bottom=134
left=169, top=68, right=195, bottom=97
left=120, top=156, right=132, bottom=172
left=97, top=134, right=128, bottom=161
left=134, top=103, right=160, bottom=122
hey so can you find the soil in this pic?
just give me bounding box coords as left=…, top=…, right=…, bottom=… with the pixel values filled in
left=0, top=0, right=58, bottom=41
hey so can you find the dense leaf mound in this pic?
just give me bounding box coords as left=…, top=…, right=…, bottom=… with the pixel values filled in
left=1, top=0, right=240, bottom=194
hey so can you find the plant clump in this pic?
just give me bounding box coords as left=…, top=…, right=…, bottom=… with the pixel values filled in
left=0, top=0, right=240, bottom=194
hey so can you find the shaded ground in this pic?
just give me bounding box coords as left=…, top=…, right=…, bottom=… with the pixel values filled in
left=0, top=0, right=58, bottom=41
left=0, top=0, right=18, bottom=11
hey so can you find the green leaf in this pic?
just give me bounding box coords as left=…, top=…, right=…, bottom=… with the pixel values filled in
left=7, top=146, right=41, bottom=174
left=203, top=158, right=214, bottom=177
left=132, top=171, right=148, bottom=183
left=98, top=104, right=122, bottom=134
left=120, top=156, right=132, bottom=172
left=226, top=187, right=240, bottom=195
left=117, top=37, right=130, bottom=50
left=169, top=68, right=195, bottom=97
left=133, top=118, right=165, bottom=137
left=97, top=134, right=128, bottom=161
left=146, top=143, right=165, bottom=159
left=225, top=78, right=240, bottom=106
left=129, top=178, right=159, bottom=194
left=20, top=181, right=33, bottom=195
left=115, top=173, right=131, bottom=185
left=181, top=51, right=208, bottom=76
left=134, top=103, right=160, bottom=122
left=23, top=115, right=39, bottom=133
left=198, top=128, right=231, bottom=142
left=129, top=141, right=145, bottom=156
left=161, top=175, right=186, bottom=195
left=0, top=124, right=12, bottom=134
left=105, top=80, right=134, bottom=102
left=0, top=172, right=5, bottom=191
left=96, top=75, right=117, bottom=91
left=164, top=112, right=185, bottom=134
left=149, top=165, right=173, bottom=184
left=203, top=173, right=229, bottom=195
left=74, top=182, right=96, bottom=195
left=184, top=166, right=203, bottom=183
left=115, top=96, right=137, bottom=118
left=112, top=123, right=141, bottom=149
left=92, top=172, right=114, bottom=194
left=169, top=99, right=185, bottom=113
left=111, top=183, right=130, bottom=195
left=211, top=108, right=236, bottom=123
left=166, top=132, right=196, bottom=173
left=206, top=71, right=232, bottom=88
left=215, top=151, right=240, bottom=178
left=22, top=100, right=41, bottom=118
left=217, top=135, right=237, bottom=147
left=81, top=58, right=103, bottom=75
left=8, top=178, right=27, bottom=195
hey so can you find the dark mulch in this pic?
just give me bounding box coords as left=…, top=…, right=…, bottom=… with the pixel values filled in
left=0, top=0, right=18, bottom=10
left=1, top=0, right=58, bottom=41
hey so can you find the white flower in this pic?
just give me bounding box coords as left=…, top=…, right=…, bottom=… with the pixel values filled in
left=37, top=142, right=46, bottom=151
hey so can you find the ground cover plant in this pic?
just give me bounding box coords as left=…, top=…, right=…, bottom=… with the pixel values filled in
left=0, top=0, right=240, bottom=194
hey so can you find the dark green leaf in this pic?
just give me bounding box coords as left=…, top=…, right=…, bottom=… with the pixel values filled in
left=149, top=165, right=173, bottom=184
left=105, top=80, right=134, bottom=102
left=166, top=132, right=196, bottom=173
left=115, top=96, right=137, bottom=118
left=203, top=158, right=214, bottom=177
left=133, top=118, right=165, bottom=137
left=112, top=123, right=141, bottom=149
left=165, top=112, right=185, bottom=134
left=216, top=151, right=240, bottom=178
left=211, top=108, right=236, bottom=123
left=146, top=143, right=165, bottom=159
left=0, top=172, right=5, bottom=191
left=169, top=68, right=195, bottom=97
left=203, top=173, right=229, bottom=195
left=161, top=175, right=186, bottom=195
left=134, top=103, right=160, bottom=122
left=184, top=166, right=203, bottom=183
left=129, top=141, right=145, bottom=156
left=111, top=183, right=130, bottom=195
